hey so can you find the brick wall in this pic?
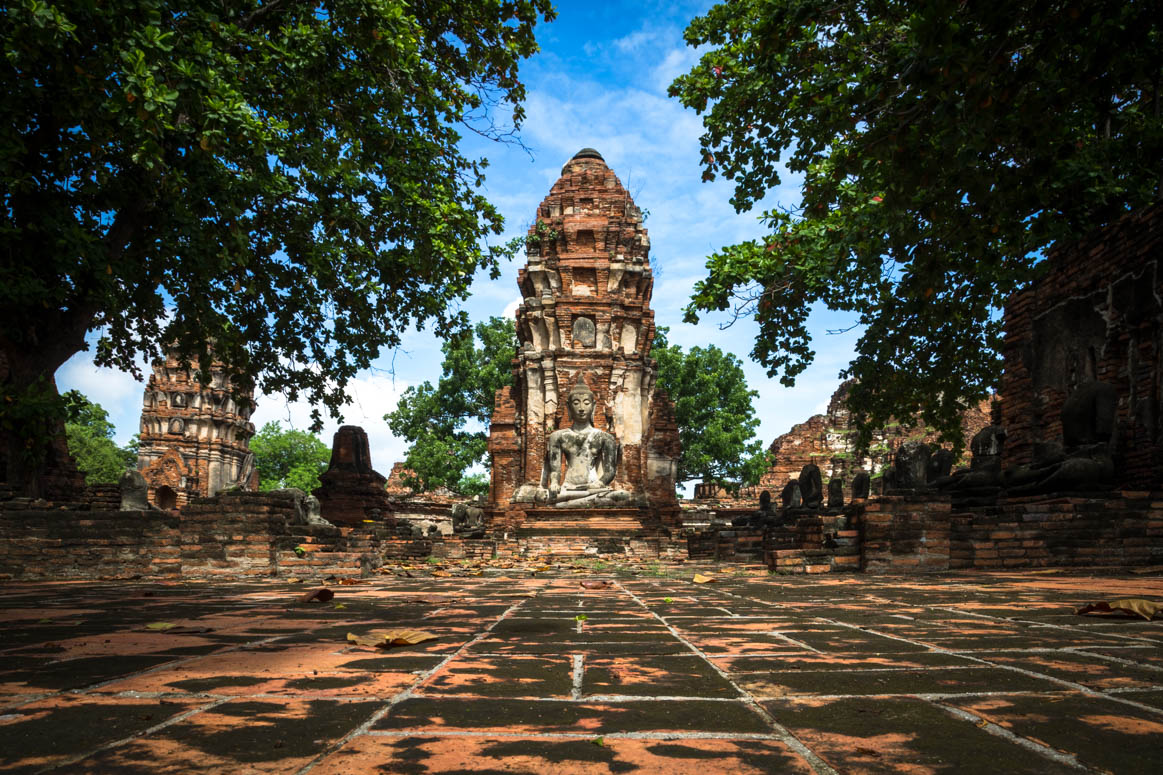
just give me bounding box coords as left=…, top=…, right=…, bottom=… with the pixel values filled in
left=0, top=507, right=180, bottom=580
left=688, top=513, right=858, bottom=573
left=758, top=381, right=991, bottom=492
left=951, top=491, right=1163, bottom=569
left=859, top=495, right=952, bottom=573
left=1001, top=202, right=1162, bottom=490
left=179, top=491, right=295, bottom=578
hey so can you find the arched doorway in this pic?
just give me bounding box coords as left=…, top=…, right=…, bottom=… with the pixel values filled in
left=155, top=485, right=178, bottom=510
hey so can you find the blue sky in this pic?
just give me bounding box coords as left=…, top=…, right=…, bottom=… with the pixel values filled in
left=57, top=0, right=863, bottom=484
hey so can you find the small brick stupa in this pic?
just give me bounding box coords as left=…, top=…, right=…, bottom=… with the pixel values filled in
left=137, top=352, right=258, bottom=509
left=488, top=148, right=681, bottom=546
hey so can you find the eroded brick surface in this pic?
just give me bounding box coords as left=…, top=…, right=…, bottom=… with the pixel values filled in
left=0, top=569, right=1161, bottom=773
left=137, top=352, right=258, bottom=509
left=487, top=148, right=681, bottom=542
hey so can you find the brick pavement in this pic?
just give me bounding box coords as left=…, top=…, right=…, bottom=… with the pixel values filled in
left=1, top=568, right=1161, bottom=773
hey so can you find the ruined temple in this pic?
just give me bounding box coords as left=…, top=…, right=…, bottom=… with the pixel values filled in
left=755, top=380, right=992, bottom=492
left=136, top=352, right=257, bottom=509
left=1001, top=202, right=1163, bottom=491
left=488, top=148, right=681, bottom=540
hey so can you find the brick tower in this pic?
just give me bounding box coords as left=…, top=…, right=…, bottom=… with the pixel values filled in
left=137, top=352, right=258, bottom=509
left=488, top=149, right=680, bottom=541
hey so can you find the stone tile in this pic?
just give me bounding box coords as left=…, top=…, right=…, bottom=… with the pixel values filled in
left=2, top=570, right=1162, bottom=773
left=738, top=666, right=1063, bottom=698
left=947, top=692, right=1163, bottom=774
left=976, top=650, right=1163, bottom=690
left=93, top=645, right=420, bottom=698
left=467, top=637, right=691, bottom=656
left=421, top=655, right=574, bottom=698
left=312, top=735, right=815, bottom=774
left=0, top=695, right=207, bottom=772
left=62, top=697, right=380, bottom=774
left=1115, top=689, right=1163, bottom=711
left=582, top=655, right=739, bottom=698
left=715, top=652, right=976, bottom=673
left=764, top=695, right=1081, bottom=774
left=0, top=655, right=176, bottom=693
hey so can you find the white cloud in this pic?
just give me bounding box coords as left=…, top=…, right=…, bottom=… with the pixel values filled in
left=253, top=372, right=412, bottom=476
left=56, top=351, right=147, bottom=447
left=502, top=298, right=523, bottom=319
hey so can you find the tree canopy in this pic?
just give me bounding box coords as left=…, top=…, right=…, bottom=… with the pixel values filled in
left=0, top=0, right=554, bottom=491
left=386, top=315, right=517, bottom=494
left=652, top=329, right=766, bottom=486
left=669, top=0, right=1162, bottom=450
left=62, top=390, right=135, bottom=484
left=249, top=421, right=329, bottom=492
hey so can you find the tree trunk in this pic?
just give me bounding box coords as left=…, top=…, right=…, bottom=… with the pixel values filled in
left=0, top=307, right=98, bottom=498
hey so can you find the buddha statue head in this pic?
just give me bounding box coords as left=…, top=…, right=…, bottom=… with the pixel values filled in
left=566, top=377, right=595, bottom=426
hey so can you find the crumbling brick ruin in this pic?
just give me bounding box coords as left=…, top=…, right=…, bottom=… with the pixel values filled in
left=757, top=381, right=992, bottom=493
left=1001, top=202, right=1162, bottom=491
left=312, top=425, right=394, bottom=527
left=690, top=203, right=1162, bottom=573
left=136, top=352, right=257, bottom=509
left=3, top=175, right=1161, bottom=582
left=487, top=148, right=681, bottom=552
left=689, top=381, right=990, bottom=507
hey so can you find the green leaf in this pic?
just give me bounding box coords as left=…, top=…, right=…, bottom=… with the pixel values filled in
left=669, top=0, right=1162, bottom=451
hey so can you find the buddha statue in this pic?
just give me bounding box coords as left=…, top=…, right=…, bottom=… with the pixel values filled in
left=544, top=378, right=634, bottom=508
left=1004, top=379, right=1117, bottom=495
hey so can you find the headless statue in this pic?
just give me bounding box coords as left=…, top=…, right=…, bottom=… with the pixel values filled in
left=545, top=379, right=632, bottom=508
left=1005, top=380, right=1116, bottom=495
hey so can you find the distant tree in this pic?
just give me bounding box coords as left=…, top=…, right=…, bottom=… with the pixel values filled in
left=386, top=316, right=517, bottom=494
left=249, top=421, right=330, bottom=493
left=669, top=0, right=1162, bottom=451
left=0, top=0, right=555, bottom=494
left=61, top=390, right=135, bottom=484
left=652, top=329, right=766, bottom=487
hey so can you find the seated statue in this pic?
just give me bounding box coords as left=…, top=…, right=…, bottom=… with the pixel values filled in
left=798, top=464, right=823, bottom=508
left=544, top=379, right=634, bottom=508
left=851, top=472, right=871, bottom=500
left=827, top=478, right=844, bottom=509
left=935, top=422, right=1007, bottom=491
left=780, top=479, right=802, bottom=508
left=892, top=441, right=931, bottom=490
left=1004, top=380, right=1117, bottom=495
left=926, top=448, right=955, bottom=483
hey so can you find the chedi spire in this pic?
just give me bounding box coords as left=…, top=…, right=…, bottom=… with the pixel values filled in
left=487, top=150, right=681, bottom=527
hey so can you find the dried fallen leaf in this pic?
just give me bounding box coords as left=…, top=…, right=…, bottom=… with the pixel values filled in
left=337, top=578, right=363, bottom=585
left=1076, top=598, right=1162, bottom=621
left=346, top=630, right=438, bottom=648
left=299, top=588, right=335, bottom=604
left=693, top=574, right=716, bottom=584
left=287, top=577, right=303, bottom=584
left=143, top=622, right=213, bottom=634
left=431, top=570, right=451, bottom=577
left=1129, top=565, right=1163, bottom=575
left=580, top=580, right=611, bottom=590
